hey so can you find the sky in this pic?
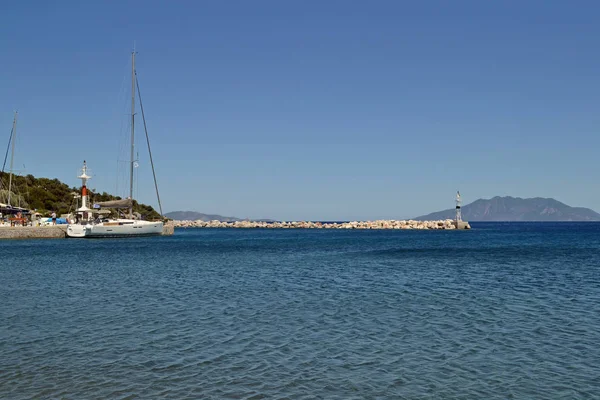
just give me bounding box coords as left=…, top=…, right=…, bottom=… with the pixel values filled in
left=1, top=0, right=600, bottom=220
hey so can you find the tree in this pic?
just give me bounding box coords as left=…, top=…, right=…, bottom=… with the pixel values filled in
left=1, top=172, right=161, bottom=218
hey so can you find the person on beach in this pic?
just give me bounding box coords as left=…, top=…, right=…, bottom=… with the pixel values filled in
left=51, top=212, right=57, bottom=225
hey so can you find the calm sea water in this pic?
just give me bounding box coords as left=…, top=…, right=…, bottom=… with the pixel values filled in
left=1, top=223, right=600, bottom=399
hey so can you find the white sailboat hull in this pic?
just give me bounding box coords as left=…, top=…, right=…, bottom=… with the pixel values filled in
left=67, top=220, right=163, bottom=238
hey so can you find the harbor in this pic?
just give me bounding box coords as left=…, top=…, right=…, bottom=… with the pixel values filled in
left=2, top=50, right=472, bottom=241
left=0, top=191, right=469, bottom=239
left=3, top=4, right=599, bottom=399
left=0, top=218, right=468, bottom=240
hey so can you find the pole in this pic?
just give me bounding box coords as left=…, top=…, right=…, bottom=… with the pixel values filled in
left=7, top=111, right=17, bottom=206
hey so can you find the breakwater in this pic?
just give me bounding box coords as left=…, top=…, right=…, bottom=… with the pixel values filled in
left=173, top=219, right=471, bottom=230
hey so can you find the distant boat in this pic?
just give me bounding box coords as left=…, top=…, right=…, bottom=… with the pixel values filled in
left=67, top=51, right=164, bottom=238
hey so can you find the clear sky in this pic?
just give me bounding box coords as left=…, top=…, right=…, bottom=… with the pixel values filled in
left=1, top=0, right=599, bottom=220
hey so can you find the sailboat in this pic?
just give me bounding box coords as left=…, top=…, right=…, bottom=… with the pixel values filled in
left=67, top=51, right=164, bottom=238
left=1, top=112, right=29, bottom=219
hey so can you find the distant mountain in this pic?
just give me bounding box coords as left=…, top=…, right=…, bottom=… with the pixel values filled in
left=164, top=211, right=275, bottom=222
left=164, top=211, right=243, bottom=222
left=415, top=196, right=600, bottom=221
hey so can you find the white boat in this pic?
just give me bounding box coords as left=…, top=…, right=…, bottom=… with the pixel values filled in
left=67, top=51, right=164, bottom=238
left=67, top=218, right=163, bottom=238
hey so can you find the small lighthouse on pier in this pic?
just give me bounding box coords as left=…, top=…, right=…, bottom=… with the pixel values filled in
left=455, top=191, right=462, bottom=223
left=77, top=160, right=92, bottom=219
left=453, top=191, right=470, bottom=229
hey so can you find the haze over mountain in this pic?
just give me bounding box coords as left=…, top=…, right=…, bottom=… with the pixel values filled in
left=416, top=196, right=600, bottom=222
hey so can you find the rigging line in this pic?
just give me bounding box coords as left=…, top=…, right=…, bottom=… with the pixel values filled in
left=135, top=73, right=164, bottom=217
left=0, top=124, right=14, bottom=191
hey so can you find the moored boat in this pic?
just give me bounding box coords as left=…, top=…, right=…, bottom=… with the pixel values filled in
left=67, top=218, right=163, bottom=238
left=67, top=50, right=164, bottom=238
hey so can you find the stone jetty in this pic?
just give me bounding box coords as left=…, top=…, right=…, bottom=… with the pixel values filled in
left=173, top=219, right=471, bottom=230
left=0, top=225, right=69, bottom=239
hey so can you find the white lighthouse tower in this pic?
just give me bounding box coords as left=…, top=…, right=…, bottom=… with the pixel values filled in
left=77, top=160, right=92, bottom=220
left=455, top=191, right=462, bottom=223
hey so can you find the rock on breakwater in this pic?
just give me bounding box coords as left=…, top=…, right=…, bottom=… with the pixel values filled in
left=162, top=221, right=175, bottom=236
left=173, top=219, right=470, bottom=230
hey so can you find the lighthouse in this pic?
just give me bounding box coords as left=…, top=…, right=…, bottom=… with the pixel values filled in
left=455, top=191, right=462, bottom=224
left=77, top=160, right=92, bottom=220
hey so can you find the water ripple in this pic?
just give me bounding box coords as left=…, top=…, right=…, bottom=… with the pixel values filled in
left=1, top=223, right=600, bottom=398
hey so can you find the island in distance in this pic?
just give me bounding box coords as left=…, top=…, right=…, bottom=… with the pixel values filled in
left=416, top=196, right=600, bottom=222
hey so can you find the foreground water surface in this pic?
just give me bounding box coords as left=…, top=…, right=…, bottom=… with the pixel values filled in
left=1, top=223, right=599, bottom=399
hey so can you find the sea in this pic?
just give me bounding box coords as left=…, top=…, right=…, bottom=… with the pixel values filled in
left=1, top=222, right=599, bottom=399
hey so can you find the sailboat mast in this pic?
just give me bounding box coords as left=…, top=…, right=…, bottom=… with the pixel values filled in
left=129, top=51, right=136, bottom=218
left=7, top=111, right=18, bottom=206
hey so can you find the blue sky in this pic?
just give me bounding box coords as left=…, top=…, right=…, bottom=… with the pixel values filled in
left=1, top=1, right=599, bottom=220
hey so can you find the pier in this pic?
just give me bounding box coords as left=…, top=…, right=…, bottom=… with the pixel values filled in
left=0, top=225, right=68, bottom=239
left=0, top=221, right=175, bottom=240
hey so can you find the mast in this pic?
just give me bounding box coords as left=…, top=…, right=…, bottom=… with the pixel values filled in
left=7, top=111, right=17, bottom=206
left=129, top=51, right=136, bottom=218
